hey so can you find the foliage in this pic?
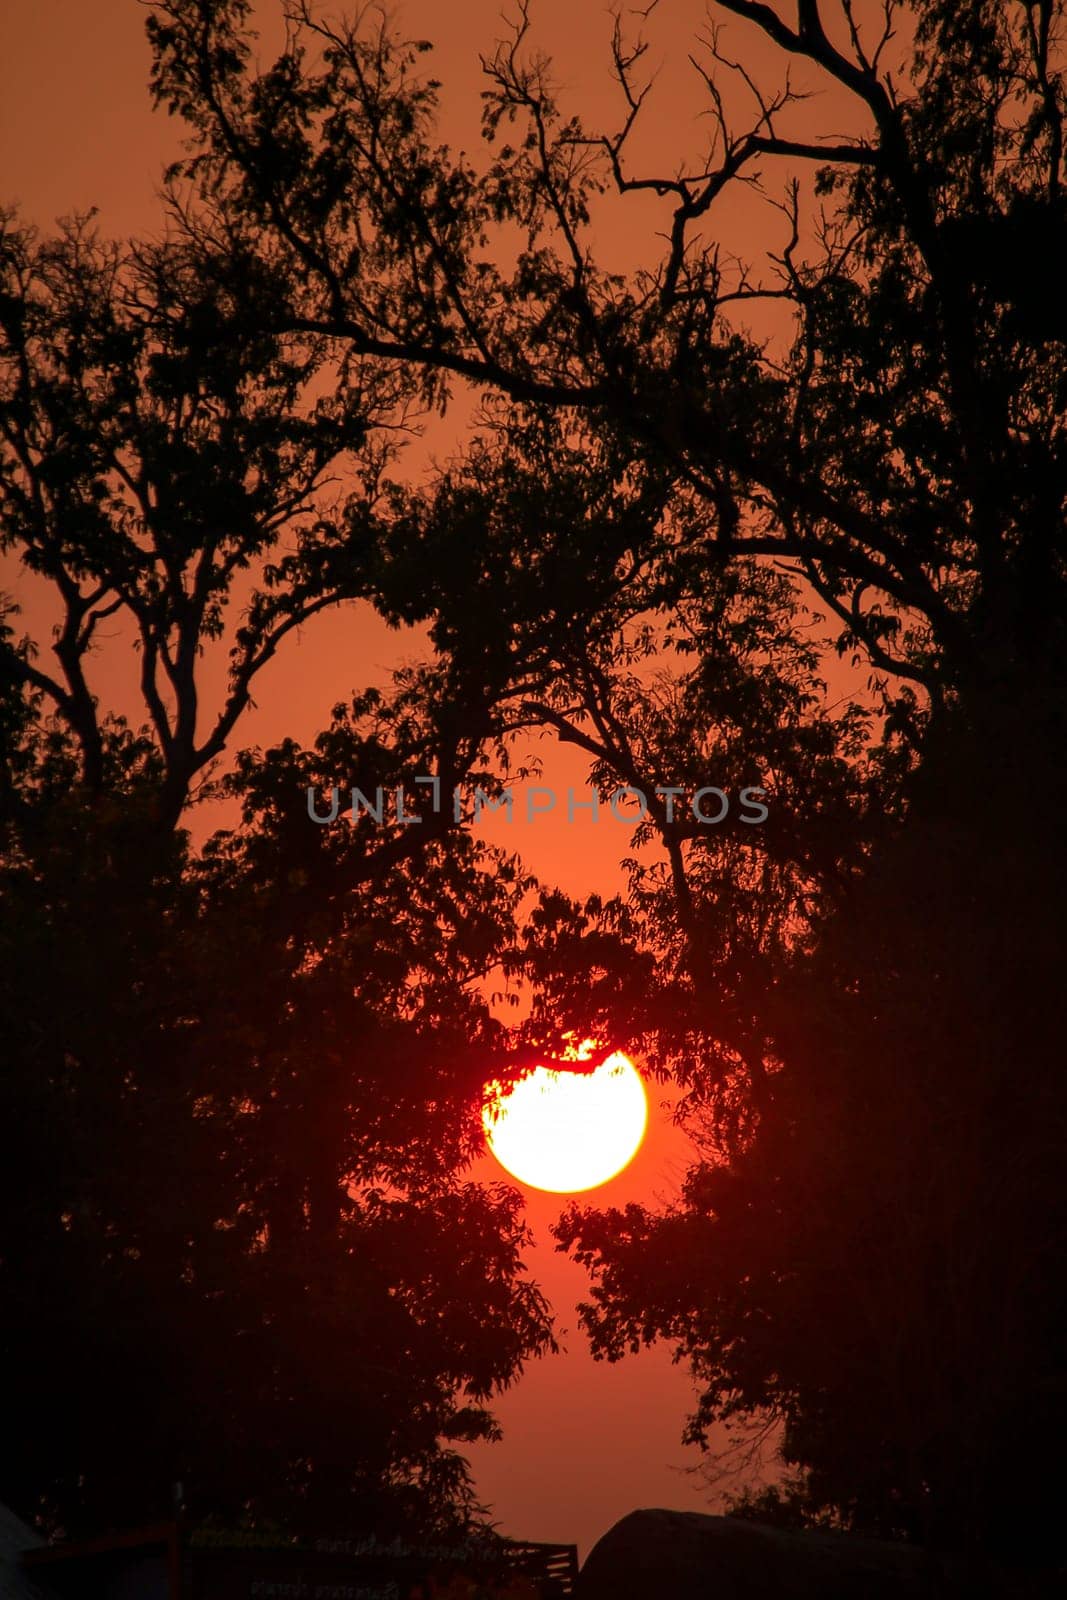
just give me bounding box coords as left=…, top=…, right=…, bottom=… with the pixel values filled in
left=142, top=0, right=1065, bottom=691
left=4, top=0, right=1067, bottom=1565
left=0, top=208, right=398, bottom=827
left=0, top=675, right=564, bottom=1537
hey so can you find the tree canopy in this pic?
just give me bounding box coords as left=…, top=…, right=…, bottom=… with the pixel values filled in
left=2, top=0, right=1066, bottom=1569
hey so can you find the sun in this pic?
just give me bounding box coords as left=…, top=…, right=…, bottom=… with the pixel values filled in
left=483, top=1051, right=648, bottom=1193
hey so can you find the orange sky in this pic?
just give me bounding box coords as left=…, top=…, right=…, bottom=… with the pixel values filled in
left=0, top=0, right=887, bottom=1556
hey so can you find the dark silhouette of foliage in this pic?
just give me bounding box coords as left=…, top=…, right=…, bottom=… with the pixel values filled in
left=0, top=669, right=563, bottom=1538
left=0, top=179, right=580, bottom=1540
left=137, top=0, right=1067, bottom=1563
left=142, top=0, right=1065, bottom=693
left=0, top=209, right=398, bottom=828
left=3, top=0, right=1067, bottom=1570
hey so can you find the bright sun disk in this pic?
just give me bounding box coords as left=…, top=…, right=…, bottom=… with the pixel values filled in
left=483, top=1051, right=648, bottom=1193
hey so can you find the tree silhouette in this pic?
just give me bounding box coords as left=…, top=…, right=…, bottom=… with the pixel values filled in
left=138, top=0, right=1067, bottom=1564
left=4, top=0, right=1067, bottom=1569
left=1, top=210, right=394, bottom=829
left=0, top=655, right=569, bottom=1536
left=0, top=213, right=574, bottom=1538
left=142, top=0, right=1064, bottom=693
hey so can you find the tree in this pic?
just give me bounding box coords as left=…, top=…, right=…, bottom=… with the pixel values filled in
left=139, top=0, right=1067, bottom=1563
left=0, top=205, right=581, bottom=1540
left=142, top=0, right=1064, bottom=696
left=1, top=209, right=385, bottom=830
left=370, top=398, right=889, bottom=1123
left=0, top=639, right=572, bottom=1537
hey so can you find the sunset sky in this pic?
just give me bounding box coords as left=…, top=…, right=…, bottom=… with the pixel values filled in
left=7, top=3, right=1064, bottom=1584
left=0, top=0, right=816, bottom=1557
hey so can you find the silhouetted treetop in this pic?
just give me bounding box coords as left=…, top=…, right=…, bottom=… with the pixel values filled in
left=0, top=210, right=404, bottom=825
left=145, top=0, right=1067, bottom=695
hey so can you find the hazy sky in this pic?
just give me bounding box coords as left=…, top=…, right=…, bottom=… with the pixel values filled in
left=0, top=0, right=874, bottom=1556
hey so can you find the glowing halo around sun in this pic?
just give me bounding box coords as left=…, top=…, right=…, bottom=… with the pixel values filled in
left=482, top=1051, right=648, bottom=1193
